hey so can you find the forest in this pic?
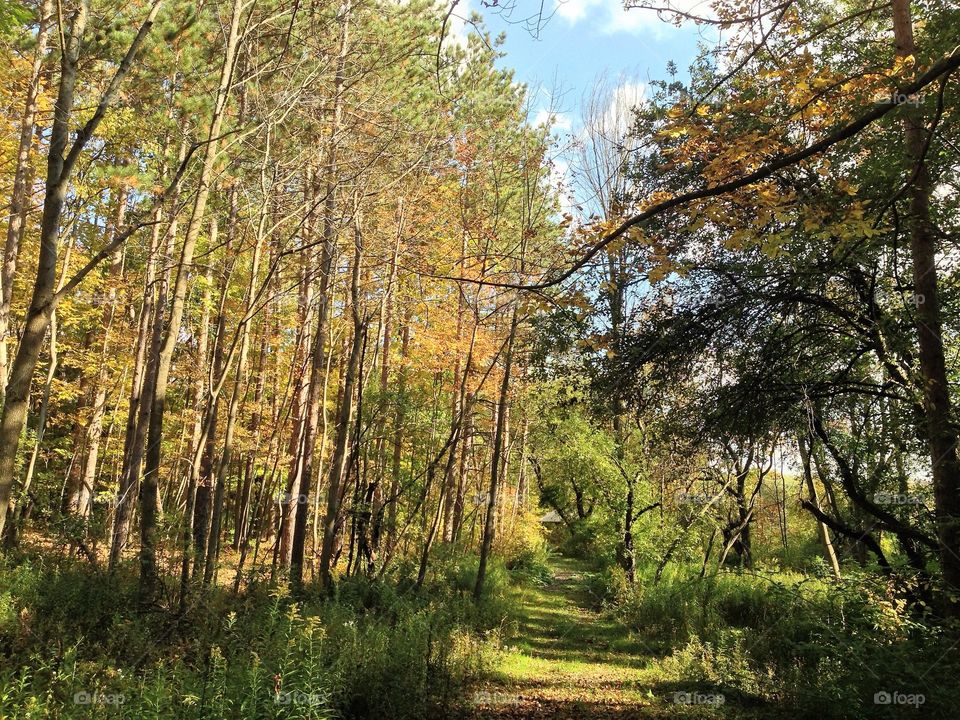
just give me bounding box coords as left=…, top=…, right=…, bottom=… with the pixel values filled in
left=0, top=0, right=959, bottom=717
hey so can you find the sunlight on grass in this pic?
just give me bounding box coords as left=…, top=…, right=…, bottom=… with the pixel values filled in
left=470, top=556, right=740, bottom=718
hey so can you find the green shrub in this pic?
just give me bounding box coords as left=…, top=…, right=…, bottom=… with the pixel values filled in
left=500, top=521, right=553, bottom=586
left=613, top=563, right=960, bottom=719
left=0, top=553, right=506, bottom=720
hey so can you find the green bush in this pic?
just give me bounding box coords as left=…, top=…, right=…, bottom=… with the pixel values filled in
left=0, top=554, right=506, bottom=719
left=500, top=520, right=553, bottom=586
left=613, top=563, right=960, bottom=718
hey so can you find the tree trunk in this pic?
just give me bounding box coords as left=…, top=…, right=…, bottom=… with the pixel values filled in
left=474, top=308, right=518, bottom=601
left=139, top=0, right=243, bottom=592
left=891, top=0, right=960, bottom=612
left=66, top=189, right=128, bottom=519
left=385, top=313, right=410, bottom=552
left=110, top=206, right=164, bottom=569
left=798, top=432, right=841, bottom=579
left=0, top=1, right=89, bottom=538
left=316, top=220, right=363, bottom=589
left=277, top=265, right=313, bottom=569
left=291, top=0, right=352, bottom=587
left=191, top=240, right=219, bottom=581
left=0, top=0, right=53, bottom=394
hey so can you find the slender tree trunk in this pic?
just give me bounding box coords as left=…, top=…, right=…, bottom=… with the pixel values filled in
left=511, top=416, right=529, bottom=530
left=622, top=475, right=635, bottom=582
left=111, top=126, right=184, bottom=569
left=0, top=2, right=88, bottom=538
left=67, top=190, right=128, bottom=519
left=474, top=309, right=518, bottom=600
left=364, top=202, right=403, bottom=567
left=0, top=0, right=54, bottom=394
left=203, top=183, right=263, bottom=586
left=110, top=207, right=164, bottom=569
left=190, top=242, right=218, bottom=581
left=277, top=268, right=313, bottom=568
left=291, top=0, right=352, bottom=587
left=416, top=322, right=479, bottom=586
left=316, top=221, right=363, bottom=589
left=235, top=320, right=267, bottom=549
left=451, top=390, right=472, bottom=542
left=139, top=0, right=243, bottom=592
left=891, top=0, right=960, bottom=611
left=385, top=312, right=410, bottom=552
left=798, top=433, right=841, bottom=578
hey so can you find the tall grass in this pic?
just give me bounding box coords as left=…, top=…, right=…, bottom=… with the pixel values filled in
left=0, top=552, right=510, bottom=719
left=610, top=562, right=960, bottom=718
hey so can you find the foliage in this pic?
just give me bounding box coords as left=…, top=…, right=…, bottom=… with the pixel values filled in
left=615, top=562, right=960, bottom=718
left=0, top=551, right=510, bottom=719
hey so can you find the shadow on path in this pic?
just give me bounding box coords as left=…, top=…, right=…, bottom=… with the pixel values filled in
left=466, top=556, right=670, bottom=719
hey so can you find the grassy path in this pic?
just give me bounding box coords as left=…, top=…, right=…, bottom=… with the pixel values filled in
left=469, top=556, right=666, bottom=719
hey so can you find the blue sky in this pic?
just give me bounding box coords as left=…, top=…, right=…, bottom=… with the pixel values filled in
left=454, top=0, right=713, bottom=130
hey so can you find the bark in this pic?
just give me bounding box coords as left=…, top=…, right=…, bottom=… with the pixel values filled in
left=416, top=432, right=461, bottom=589
left=798, top=432, right=841, bottom=579
left=277, top=267, right=313, bottom=568
left=474, top=308, right=518, bottom=601
left=109, top=206, right=164, bottom=569
left=65, top=189, right=128, bottom=519
left=139, top=0, right=243, bottom=592
left=800, top=500, right=890, bottom=572
left=7, top=260, right=66, bottom=546
left=204, top=180, right=264, bottom=586
left=0, top=0, right=54, bottom=394
left=442, top=241, right=467, bottom=543
left=451, top=393, right=472, bottom=543
left=189, top=257, right=217, bottom=583
left=0, top=0, right=164, bottom=540
left=621, top=476, right=635, bottom=582
left=385, top=312, right=410, bottom=552
left=891, top=0, right=960, bottom=611
left=192, top=220, right=226, bottom=582
left=415, top=317, right=480, bottom=586
left=510, top=416, right=529, bottom=530
left=0, top=1, right=89, bottom=538
left=316, top=221, right=364, bottom=589
left=110, top=116, right=185, bottom=569
left=290, top=0, right=352, bottom=587
left=234, top=321, right=267, bottom=549
left=361, top=202, right=403, bottom=568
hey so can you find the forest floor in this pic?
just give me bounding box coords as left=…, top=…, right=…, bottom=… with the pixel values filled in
left=466, top=556, right=743, bottom=719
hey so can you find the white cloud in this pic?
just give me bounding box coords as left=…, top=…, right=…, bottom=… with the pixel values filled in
left=447, top=0, right=472, bottom=48
left=603, top=81, right=646, bottom=132
left=553, top=0, right=715, bottom=34
left=554, top=0, right=604, bottom=24
left=533, top=109, right=573, bottom=132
